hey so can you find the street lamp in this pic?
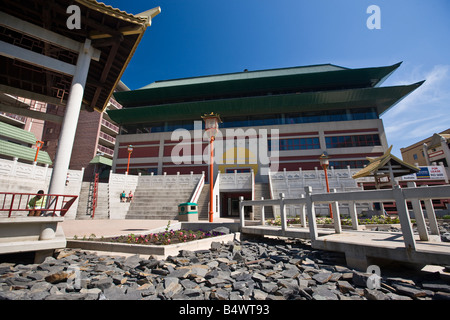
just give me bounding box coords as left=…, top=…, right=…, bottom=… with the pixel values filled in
left=202, top=112, right=222, bottom=223
left=319, top=152, right=333, bottom=219
left=34, top=140, right=44, bottom=162
left=126, top=145, right=133, bottom=174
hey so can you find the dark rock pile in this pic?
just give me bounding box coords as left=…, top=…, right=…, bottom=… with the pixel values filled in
left=1, top=237, right=449, bottom=300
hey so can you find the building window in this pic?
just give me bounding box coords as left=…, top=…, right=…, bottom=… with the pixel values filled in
left=325, top=134, right=381, bottom=148
left=329, top=160, right=369, bottom=169
left=413, top=154, right=418, bottom=160
left=225, top=168, right=251, bottom=173
left=269, top=137, right=320, bottom=151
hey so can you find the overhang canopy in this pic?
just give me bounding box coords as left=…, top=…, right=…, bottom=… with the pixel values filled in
left=107, top=81, right=424, bottom=125
left=0, top=0, right=160, bottom=122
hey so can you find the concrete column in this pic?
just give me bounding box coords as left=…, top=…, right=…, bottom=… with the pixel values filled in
left=48, top=39, right=94, bottom=196
left=423, top=143, right=431, bottom=166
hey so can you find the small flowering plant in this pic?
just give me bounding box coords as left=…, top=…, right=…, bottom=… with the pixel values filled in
left=108, top=228, right=224, bottom=246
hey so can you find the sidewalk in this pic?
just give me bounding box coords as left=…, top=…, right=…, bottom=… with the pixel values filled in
left=61, top=217, right=240, bottom=238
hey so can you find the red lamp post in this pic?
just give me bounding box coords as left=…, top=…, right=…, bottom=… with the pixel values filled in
left=319, top=152, right=333, bottom=219
left=34, top=140, right=44, bottom=162
left=202, top=112, right=221, bottom=223
left=126, top=145, right=133, bottom=174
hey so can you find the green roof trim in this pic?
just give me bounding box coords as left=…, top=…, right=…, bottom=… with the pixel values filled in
left=107, top=82, right=424, bottom=125
left=0, top=121, right=37, bottom=145
left=90, top=155, right=113, bottom=166
left=0, top=140, right=52, bottom=165
left=113, top=63, right=402, bottom=108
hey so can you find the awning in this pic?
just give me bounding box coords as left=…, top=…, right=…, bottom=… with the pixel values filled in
left=89, top=155, right=113, bottom=166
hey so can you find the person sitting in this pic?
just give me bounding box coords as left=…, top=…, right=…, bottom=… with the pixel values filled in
left=28, top=190, right=46, bottom=216
left=128, top=191, right=133, bottom=202
left=120, top=190, right=126, bottom=202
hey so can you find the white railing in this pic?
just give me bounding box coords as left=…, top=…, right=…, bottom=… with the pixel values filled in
left=189, top=172, right=205, bottom=203
left=240, top=183, right=450, bottom=251
left=135, top=172, right=203, bottom=187
left=220, top=171, right=252, bottom=190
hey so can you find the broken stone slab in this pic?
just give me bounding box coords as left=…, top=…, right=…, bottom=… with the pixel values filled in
left=312, top=272, right=333, bottom=284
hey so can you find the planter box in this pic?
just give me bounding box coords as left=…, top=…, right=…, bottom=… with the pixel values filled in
left=67, top=232, right=241, bottom=258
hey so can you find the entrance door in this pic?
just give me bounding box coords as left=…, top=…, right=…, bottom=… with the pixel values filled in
left=220, top=192, right=252, bottom=217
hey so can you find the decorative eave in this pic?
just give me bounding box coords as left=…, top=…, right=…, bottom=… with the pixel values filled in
left=352, top=146, right=420, bottom=180
left=0, top=0, right=160, bottom=120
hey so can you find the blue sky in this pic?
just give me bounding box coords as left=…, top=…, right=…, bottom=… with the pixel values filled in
left=104, top=0, right=450, bottom=158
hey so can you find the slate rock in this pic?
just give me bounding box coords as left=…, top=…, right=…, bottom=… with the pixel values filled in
left=91, top=277, right=113, bottom=290
left=337, top=280, right=355, bottom=294
left=45, top=271, right=72, bottom=284
left=312, top=272, right=333, bottom=284
left=421, top=282, right=450, bottom=293
left=253, top=289, right=268, bottom=300
left=364, top=288, right=389, bottom=300
left=393, top=283, right=427, bottom=298
left=312, top=287, right=339, bottom=300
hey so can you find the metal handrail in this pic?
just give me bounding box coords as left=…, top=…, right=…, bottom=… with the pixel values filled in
left=0, top=192, right=78, bottom=217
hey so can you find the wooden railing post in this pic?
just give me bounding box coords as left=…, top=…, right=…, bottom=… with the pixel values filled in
left=239, top=196, right=245, bottom=228
left=331, top=189, right=341, bottom=234
left=260, top=197, right=265, bottom=226
left=299, top=194, right=307, bottom=228
left=407, top=182, right=429, bottom=241
left=393, top=185, right=416, bottom=250
left=349, top=201, right=359, bottom=230
left=279, top=193, right=286, bottom=232
left=305, top=186, right=318, bottom=243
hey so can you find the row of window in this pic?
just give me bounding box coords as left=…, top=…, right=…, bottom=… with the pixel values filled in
left=269, top=137, right=320, bottom=151
left=121, top=107, right=378, bottom=134
left=325, top=134, right=381, bottom=148
left=268, top=134, right=381, bottom=151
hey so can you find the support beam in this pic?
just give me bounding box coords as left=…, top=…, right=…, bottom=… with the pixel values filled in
left=0, top=40, right=76, bottom=76
left=0, top=12, right=100, bottom=61
left=0, top=85, right=66, bottom=107
left=0, top=103, right=63, bottom=124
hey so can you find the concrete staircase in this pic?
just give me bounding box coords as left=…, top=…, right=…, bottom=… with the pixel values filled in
left=125, top=184, right=196, bottom=220
left=75, top=182, right=109, bottom=220
left=253, top=183, right=274, bottom=220
left=196, top=185, right=210, bottom=221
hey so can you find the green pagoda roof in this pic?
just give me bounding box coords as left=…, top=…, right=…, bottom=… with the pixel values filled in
left=108, top=81, right=424, bottom=125
left=113, top=63, right=402, bottom=108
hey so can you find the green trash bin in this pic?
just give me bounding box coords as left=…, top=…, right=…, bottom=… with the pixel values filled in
left=178, top=202, right=198, bottom=221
